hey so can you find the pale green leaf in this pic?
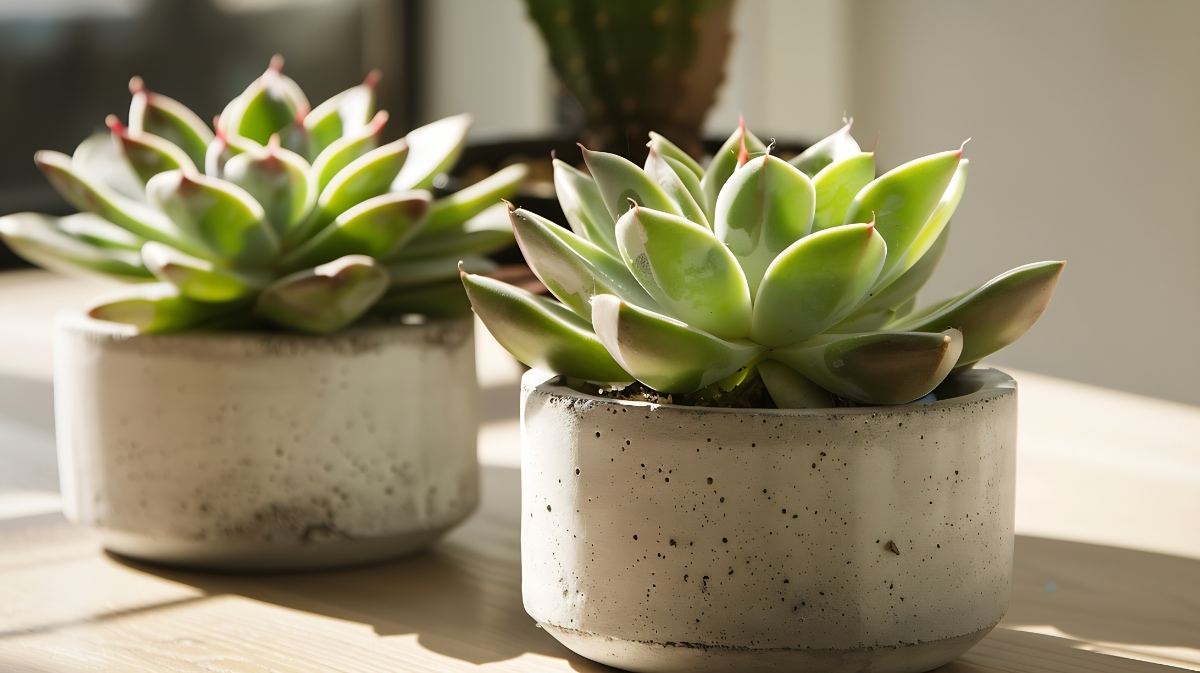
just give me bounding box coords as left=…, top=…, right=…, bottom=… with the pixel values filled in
left=254, top=255, right=389, bottom=333
left=701, top=123, right=766, bottom=217
left=812, top=152, right=875, bottom=232
left=391, top=113, right=471, bottom=191
left=462, top=271, right=631, bottom=383
left=512, top=206, right=656, bottom=318
left=128, top=77, right=214, bottom=168
left=751, top=223, right=886, bottom=346
left=87, top=283, right=241, bottom=333
left=890, top=261, right=1065, bottom=368
left=141, top=242, right=266, bottom=302
left=426, top=164, right=528, bottom=235
left=615, top=205, right=750, bottom=339
left=553, top=158, right=618, bottom=256
left=770, top=329, right=962, bottom=405
left=146, top=170, right=279, bottom=266
left=714, top=155, right=815, bottom=296
left=581, top=146, right=682, bottom=222
left=0, top=212, right=151, bottom=281
left=757, top=360, right=835, bottom=409
left=590, top=294, right=762, bottom=395
left=279, top=191, right=430, bottom=273
left=789, top=119, right=861, bottom=177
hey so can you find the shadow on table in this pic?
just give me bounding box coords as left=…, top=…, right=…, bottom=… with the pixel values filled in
left=113, top=466, right=1200, bottom=672
left=119, top=465, right=614, bottom=671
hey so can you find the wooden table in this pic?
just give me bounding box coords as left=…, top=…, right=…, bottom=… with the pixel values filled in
left=1, top=271, right=1198, bottom=672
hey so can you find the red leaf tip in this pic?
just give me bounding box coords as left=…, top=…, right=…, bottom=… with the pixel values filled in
left=736, top=114, right=749, bottom=167
left=366, top=110, right=389, bottom=135
left=104, top=115, right=128, bottom=135
left=268, top=54, right=285, bottom=73
left=957, top=137, right=972, bottom=157
left=128, top=76, right=146, bottom=95
left=363, top=69, right=382, bottom=89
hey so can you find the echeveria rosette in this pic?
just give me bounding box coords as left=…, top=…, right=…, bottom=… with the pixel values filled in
left=0, top=56, right=526, bottom=334
left=463, top=121, right=1064, bottom=407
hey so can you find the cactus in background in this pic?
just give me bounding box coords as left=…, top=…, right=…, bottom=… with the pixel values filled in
left=0, top=57, right=526, bottom=334
left=463, top=121, right=1064, bottom=407
left=525, top=0, right=733, bottom=160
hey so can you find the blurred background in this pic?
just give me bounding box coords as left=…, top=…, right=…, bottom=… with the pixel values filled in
left=1, top=0, right=1198, bottom=406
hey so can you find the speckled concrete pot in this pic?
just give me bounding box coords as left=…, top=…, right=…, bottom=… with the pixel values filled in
left=54, top=312, right=479, bottom=571
left=521, top=368, right=1017, bottom=673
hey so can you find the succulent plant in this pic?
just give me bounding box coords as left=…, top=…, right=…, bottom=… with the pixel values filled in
left=462, top=121, right=1064, bottom=407
left=524, top=0, right=733, bottom=160
left=0, top=57, right=525, bottom=334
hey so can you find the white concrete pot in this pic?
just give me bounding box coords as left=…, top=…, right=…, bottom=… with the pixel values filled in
left=54, top=313, right=479, bottom=571
left=521, top=368, right=1017, bottom=673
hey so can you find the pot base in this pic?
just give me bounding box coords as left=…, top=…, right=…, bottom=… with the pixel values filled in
left=540, top=623, right=995, bottom=673
left=101, top=527, right=450, bottom=572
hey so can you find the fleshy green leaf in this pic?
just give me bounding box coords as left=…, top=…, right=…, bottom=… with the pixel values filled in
left=279, top=191, right=430, bottom=273
left=127, top=77, right=214, bottom=168
left=384, top=254, right=495, bottom=291
left=304, top=70, right=379, bottom=159
left=462, top=271, right=631, bottom=383
left=254, top=255, right=389, bottom=333
left=714, top=155, right=816, bottom=296
left=770, top=329, right=963, bottom=405
left=141, top=242, right=266, bottom=302
left=701, top=122, right=766, bottom=216
left=590, top=294, right=763, bottom=395
left=372, top=280, right=472, bottom=319
left=54, top=212, right=144, bottom=250
left=145, top=170, right=279, bottom=266
left=87, top=283, right=240, bottom=333
left=615, top=205, right=750, bottom=339
left=644, top=147, right=708, bottom=228
left=0, top=212, right=151, bottom=280
left=581, top=145, right=682, bottom=222
left=310, top=111, right=388, bottom=194
left=71, top=132, right=144, bottom=201
left=107, top=116, right=196, bottom=185
left=788, top=119, right=861, bottom=178
left=751, top=223, right=886, bottom=347
left=511, top=206, right=656, bottom=318
left=391, top=113, right=471, bottom=191
left=890, top=261, right=1065, bottom=369
left=812, top=152, right=875, bottom=232
left=757, top=360, right=835, bottom=409
left=425, top=164, right=528, bottom=235
left=203, top=126, right=261, bottom=178
left=35, top=150, right=194, bottom=252
left=874, top=158, right=968, bottom=292
left=392, top=203, right=514, bottom=259
left=844, top=148, right=962, bottom=288
left=220, top=56, right=310, bottom=146
left=646, top=131, right=703, bottom=179
left=553, top=158, right=619, bottom=256
left=311, top=137, right=410, bottom=226
left=850, top=223, right=951, bottom=318
left=221, top=136, right=313, bottom=237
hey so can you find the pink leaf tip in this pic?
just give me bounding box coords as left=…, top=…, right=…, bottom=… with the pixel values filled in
left=363, top=69, right=382, bottom=89
left=104, top=115, right=128, bottom=135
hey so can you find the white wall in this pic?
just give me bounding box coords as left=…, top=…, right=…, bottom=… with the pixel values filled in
left=846, top=0, right=1200, bottom=405
left=424, top=0, right=1200, bottom=405
left=420, top=0, right=555, bottom=138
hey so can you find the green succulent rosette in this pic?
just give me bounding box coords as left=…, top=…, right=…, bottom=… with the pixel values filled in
left=0, top=56, right=526, bottom=334
left=463, top=120, right=1063, bottom=407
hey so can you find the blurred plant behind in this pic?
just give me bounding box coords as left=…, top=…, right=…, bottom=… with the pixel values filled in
left=524, top=0, right=734, bottom=163
left=0, top=0, right=418, bottom=270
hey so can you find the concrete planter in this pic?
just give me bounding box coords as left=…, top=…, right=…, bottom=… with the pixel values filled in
left=520, top=368, right=1017, bottom=673
left=54, top=313, right=479, bottom=571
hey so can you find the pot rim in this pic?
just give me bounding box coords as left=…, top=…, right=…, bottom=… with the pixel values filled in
left=524, top=366, right=1015, bottom=418
left=55, top=309, right=472, bottom=343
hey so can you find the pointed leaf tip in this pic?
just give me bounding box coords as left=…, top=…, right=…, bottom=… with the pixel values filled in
left=104, top=115, right=127, bottom=135
left=364, top=68, right=382, bottom=89
left=268, top=54, right=285, bottom=72
left=128, top=76, right=146, bottom=94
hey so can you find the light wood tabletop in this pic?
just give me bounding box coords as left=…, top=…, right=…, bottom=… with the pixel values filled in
left=0, top=270, right=1198, bottom=672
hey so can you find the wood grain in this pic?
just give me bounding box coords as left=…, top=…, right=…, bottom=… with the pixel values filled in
left=1, top=465, right=1197, bottom=672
